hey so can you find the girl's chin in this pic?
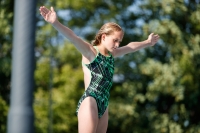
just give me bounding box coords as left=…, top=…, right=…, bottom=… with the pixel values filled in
left=107, top=47, right=116, bottom=52
left=109, top=48, right=116, bottom=52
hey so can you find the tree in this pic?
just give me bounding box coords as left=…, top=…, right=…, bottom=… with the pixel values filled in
left=108, top=0, right=200, bottom=132
left=0, top=0, right=14, bottom=132
left=0, top=0, right=14, bottom=103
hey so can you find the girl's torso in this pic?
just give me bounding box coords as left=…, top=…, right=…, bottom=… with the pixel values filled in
left=82, top=46, right=114, bottom=91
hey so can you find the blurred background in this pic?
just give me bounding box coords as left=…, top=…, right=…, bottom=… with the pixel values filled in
left=0, top=0, right=200, bottom=133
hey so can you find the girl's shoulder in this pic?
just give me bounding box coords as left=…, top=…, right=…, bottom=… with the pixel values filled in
left=81, top=46, right=98, bottom=64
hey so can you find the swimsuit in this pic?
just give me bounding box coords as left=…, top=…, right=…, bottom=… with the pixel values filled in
left=76, top=46, right=114, bottom=118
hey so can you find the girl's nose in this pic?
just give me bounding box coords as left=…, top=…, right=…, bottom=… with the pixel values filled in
left=115, top=43, right=119, bottom=48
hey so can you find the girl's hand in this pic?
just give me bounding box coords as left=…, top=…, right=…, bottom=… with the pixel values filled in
left=147, top=33, right=160, bottom=46
left=39, top=6, right=57, bottom=24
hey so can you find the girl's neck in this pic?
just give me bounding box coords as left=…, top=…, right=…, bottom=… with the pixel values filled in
left=96, top=45, right=109, bottom=56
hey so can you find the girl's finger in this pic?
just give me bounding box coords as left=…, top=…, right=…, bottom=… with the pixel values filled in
left=51, top=7, right=54, bottom=12
left=41, top=6, right=49, bottom=14
left=150, top=33, right=154, bottom=36
left=40, top=12, right=46, bottom=17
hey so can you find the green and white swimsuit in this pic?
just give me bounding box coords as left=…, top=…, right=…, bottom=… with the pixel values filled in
left=76, top=46, right=114, bottom=118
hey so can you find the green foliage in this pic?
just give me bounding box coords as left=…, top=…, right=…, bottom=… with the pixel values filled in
left=34, top=89, right=49, bottom=133
left=34, top=43, right=83, bottom=133
left=111, top=1, right=200, bottom=133
left=52, top=64, right=83, bottom=133
left=0, top=1, right=13, bottom=132
left=0, top=0, right=13, bottom=102
left=0, top=96, right=8, bottom=133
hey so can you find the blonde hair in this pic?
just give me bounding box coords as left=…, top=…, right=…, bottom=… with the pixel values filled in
left=91, top=22, right=123, bottom=46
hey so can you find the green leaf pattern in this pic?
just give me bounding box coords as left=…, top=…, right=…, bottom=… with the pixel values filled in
left=76, top=47, right=114, bottom=118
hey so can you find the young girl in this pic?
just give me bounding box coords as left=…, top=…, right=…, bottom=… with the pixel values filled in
left=39, top=6, right=159, bottom=133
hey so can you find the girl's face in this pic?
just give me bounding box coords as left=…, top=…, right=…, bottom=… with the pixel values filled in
left=102, top=31, right=124, bottom=52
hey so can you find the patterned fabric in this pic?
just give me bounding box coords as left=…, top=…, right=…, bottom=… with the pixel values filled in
left=76, top=46, right=114, bottom=118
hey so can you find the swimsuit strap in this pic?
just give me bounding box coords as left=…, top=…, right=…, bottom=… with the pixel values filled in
left=94, top=46, right=112, bottom=57
left=108, top=51, right=112, bottom=56
left=94, top=46, right=99, bottom=53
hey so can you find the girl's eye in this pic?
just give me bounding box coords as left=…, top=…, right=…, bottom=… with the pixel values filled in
left=114, top=39, right=121, bottom=44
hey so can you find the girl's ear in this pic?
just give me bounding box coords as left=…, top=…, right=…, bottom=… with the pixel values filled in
left=101, top=33, right=106, bottom=41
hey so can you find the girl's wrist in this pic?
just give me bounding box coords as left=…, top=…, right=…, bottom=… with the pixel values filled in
left=145, top=39, right=152, bottom=46
left=52, top=19, right=59, bottom=26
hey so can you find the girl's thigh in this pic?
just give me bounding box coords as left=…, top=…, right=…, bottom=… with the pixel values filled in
left=96, top=108, right=108, bottom=133
left=78, top=97, right=99, bottom=133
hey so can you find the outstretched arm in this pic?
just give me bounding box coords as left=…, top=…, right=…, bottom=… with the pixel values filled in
left=112, top=33, right=160, bottom=58
left=39, top=6, right=95, bottom=60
